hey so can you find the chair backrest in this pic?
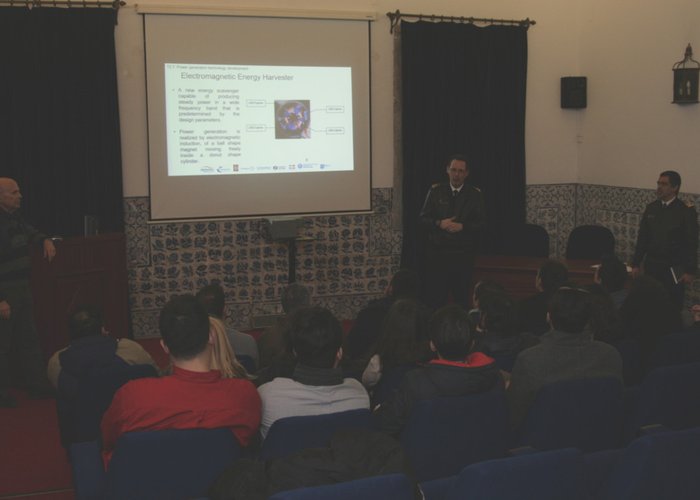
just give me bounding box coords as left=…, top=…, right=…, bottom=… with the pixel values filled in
left=599, top=427, right=700, bottom=500
left=512, top=223, right=550, bottom=258
left=516, top=377, right=624, bottom=452
left=629, top=362, right=700, bottom=434
left=565, top=225, right=615, bottom=260
left=400, top=389, right=510, bottom=482
left=105, top=428, right=241, bottom=500
left=267, top=473, right=415, bottom=500
left=236, top=354, right=256, bottom=373
left=261, top=408, right=373, bottom=460
left=57, top=361, right=157, bottom=446
left=653, top=330, right=700, bottom=369
left=446, top=448, right=586, bottom=500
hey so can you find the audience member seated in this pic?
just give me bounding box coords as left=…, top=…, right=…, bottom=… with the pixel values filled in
left=48, top=305, right=159, bottom=446
left=197, top=283, right=259, bottom=370
left=517, top=259, right=569, bottom=335
left=48, top=305, right=158, bottom=389
left=256, top=283, right=310, bottom=382
left=209, top=316, right=251, bottom=379
left=582, top=283, right=625, bottom=344
left=257, top=306, right=369, bottom=439
left=361, top=299, right=431, bottom=407
left=595, top=254, right=629, bottom=308
left=344, top=269, right=424, bottom=366
left=101, top=294, right=261, bottom=465
left=619, top=275, right=682, bottom=369
left=507, top=287, right=623, bottom=429
left=473, top=291, right=539, bottom=372
left=375, top=304, right=502, bottom=437
left=468, top=280, right=506, bottom=332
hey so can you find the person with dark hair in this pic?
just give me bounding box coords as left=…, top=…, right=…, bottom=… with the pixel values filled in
left=343, top=269, right=429, bottom=370
left=581, top=283, right=625, bottom=344
left=361, top=299, right=431, bottom=406
left=595, top=255, right=629, bottom=308
left=47, top=305, right=159, bottom=447
left=101, top=295, right=261, bottom=464
left=256, top=282, right=311, bottom=375
left=507, top=288, right=623, bottom=429
left=0, top=177, right=57, bottom=407
left=257, top=306, right=369, bottom=438
left=196, top=283, right=259, bottom=369
left=632, top=170, right=698, bottom=308
left=376, top=305, right=501, bottom=437
left=419, top=155, right=486, bottom=309
left=468, top=280, right=507, bottom=331
left=517, top=259, right=569, bottom=335
left=474, top=292, right=539, bottom=372
left=47, top=305, right=158, bottom=389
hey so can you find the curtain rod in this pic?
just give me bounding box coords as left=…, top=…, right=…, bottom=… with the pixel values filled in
left=0, top=0, right=125, bottom=9
left=386, top=9, right=535, bottom=34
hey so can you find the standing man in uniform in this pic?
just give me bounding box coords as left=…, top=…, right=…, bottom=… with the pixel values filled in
left=632, top=171, right=698, bottom=309
left=420, top=155, right=485, bottom=309
left=0, top=177, right=56, bottom=407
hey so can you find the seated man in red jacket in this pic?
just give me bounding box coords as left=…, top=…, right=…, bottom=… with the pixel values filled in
left=101, top=294, right=261, bottom=465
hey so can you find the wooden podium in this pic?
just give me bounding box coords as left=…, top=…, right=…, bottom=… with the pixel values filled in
left=30, top=233, right=129, bottom=359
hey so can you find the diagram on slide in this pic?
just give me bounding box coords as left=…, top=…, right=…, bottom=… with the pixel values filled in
left=164, top=64, right=354, bottom=176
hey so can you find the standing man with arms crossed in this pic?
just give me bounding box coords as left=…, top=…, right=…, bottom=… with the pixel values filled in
left=420, top=154, right=486, bottom=309
left=0, top=177, right=56, bottom=408
left=632, top=171, right=698, bottom=309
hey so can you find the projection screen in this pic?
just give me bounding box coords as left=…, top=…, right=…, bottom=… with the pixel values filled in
left=143, top=13, right=372, bottom=220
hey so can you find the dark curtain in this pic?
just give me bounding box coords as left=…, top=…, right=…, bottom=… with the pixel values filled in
left=400, top=21, right=528, bottom=271
left=0, top=7, right=123, bottom=237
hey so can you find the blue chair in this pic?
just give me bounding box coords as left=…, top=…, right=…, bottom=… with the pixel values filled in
left=268, top=473, right=415, bottom=500
left=516, top=377, right=624, bottom=452
left=596, top=427, right=700, bottom=500
left=261, top=409, right=373, bottom=460
left=56, top=361, right=157, bottom=447
left=400, top=389, right=510, bottom=482
left=236, top=354, right=256, bottom=373
left=653, top=330, right=700, bottom=369
left=565, top=225, right=615, bottom=260
left=441, top=448, right=586, bottom=500
left=627, top=362, right=700, bottom=438
left=70, top=428, right=241, bottom=500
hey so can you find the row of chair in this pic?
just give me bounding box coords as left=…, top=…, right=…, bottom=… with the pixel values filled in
left=69, top=361, right=700, bottom=498
left=509, top=223, right=615, bottom=259
left=257, top=425, right=700, bottom=500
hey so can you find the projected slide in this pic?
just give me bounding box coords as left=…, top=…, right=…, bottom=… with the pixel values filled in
left=164, top=64, right=354, bottom=176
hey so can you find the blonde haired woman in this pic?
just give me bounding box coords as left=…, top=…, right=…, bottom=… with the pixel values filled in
left=209, top=317, right=250, bottom=379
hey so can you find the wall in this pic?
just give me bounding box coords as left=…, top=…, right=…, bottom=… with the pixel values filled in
left=111, top=1, right=700, bottom=336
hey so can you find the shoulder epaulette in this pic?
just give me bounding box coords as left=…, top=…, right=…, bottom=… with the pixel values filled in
left=685, top=200, right=695, bottom=208
left=431, top=183, right=440, bottom=189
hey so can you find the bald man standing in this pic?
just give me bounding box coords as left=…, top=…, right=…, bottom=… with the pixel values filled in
left=0, top=178, right=56, bottom=407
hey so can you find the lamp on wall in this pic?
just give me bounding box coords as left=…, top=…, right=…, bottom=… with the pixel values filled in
left=672, top=43, right=699, bottom=104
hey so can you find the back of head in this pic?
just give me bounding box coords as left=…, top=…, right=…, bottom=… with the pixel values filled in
left=598, top=255, right=628, bottom=293
left=209, top=317, right=248, bottom=379
left=389, top=269, right=420, bottom=299
left=548, top=288, right=592, bottom=334
left=480, top=292, right=517, bottom=337
left=196, top=283, right=225, bottom=318
left=159, top=294, right=211, bottom=360
left=281, top=283, right=311, bottom=315
left=69, top=305, right=103, bottom=340
left=430, top=305, right=472, bottom=360
left=375, top=299, right=429, bottom=365
left=538, top=260, right=569, bottom=294
left=289, top=306, right=342, bottom=369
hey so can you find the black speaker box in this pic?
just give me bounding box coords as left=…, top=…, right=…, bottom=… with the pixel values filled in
left=561, top=77, right=587, bottom=109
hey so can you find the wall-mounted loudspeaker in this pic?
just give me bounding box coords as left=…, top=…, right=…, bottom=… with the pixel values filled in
left=561, top=77, right=587, bottom=109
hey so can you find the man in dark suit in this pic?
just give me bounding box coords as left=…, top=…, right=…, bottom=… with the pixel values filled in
left=419, top=155, right=486, bottom=309
left=632, top=170, right=698, bottom=308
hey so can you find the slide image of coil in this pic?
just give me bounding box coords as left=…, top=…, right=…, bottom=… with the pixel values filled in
left=274, top=100, right=311, bottom=139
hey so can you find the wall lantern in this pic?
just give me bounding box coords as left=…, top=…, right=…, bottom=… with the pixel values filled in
left=672, top=43, right=699, bottom=104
